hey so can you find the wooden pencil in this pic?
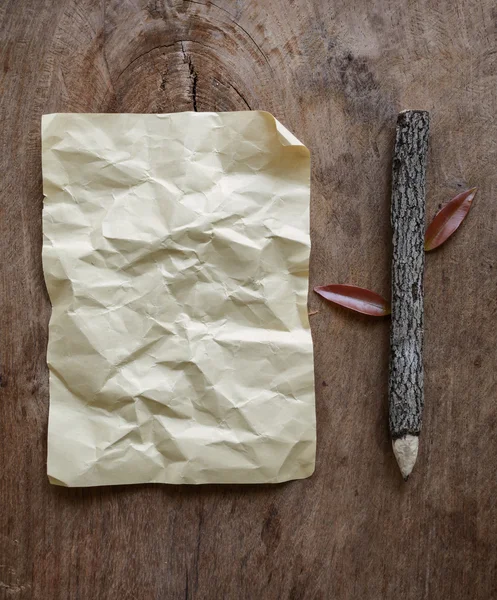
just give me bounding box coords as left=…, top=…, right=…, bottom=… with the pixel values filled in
left=389, top=110, right=430, bottom=480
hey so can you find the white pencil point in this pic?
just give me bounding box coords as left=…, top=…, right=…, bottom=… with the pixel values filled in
left=392, top=435, right=419, bottom=480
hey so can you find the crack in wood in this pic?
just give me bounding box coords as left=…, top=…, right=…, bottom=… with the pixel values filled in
left=160, top=71, right=167, bottom=91
left=212, top=76, right=252, bottom=109
left=101, top=1, right=117, bottom=107
left=181, top=41, right=198, bottom=111
left=116, top=42, right=177, bottom=82
left=184, top=1, right=273, bottom=72
left=226, top=80, right=251, bottom=109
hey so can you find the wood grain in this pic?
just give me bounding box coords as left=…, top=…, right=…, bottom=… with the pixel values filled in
left=1, top=0, right=497, bottom=598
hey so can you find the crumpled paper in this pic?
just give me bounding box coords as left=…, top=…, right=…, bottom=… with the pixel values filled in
left=42, top=111, right=315, bottom=486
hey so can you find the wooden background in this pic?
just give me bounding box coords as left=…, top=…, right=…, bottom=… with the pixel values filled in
left=1, top=0, right=497, bottom=598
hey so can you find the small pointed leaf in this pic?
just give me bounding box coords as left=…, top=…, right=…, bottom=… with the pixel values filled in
left=314, top=284, right=391, bottom=316
left=425, top=188, right=477, bottom=251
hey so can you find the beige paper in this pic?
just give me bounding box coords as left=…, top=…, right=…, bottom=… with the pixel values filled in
left=42, top=111, right=315, bottom=487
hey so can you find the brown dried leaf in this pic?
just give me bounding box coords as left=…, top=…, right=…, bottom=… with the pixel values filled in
left=313, top=284, right=391, bottom=316
left=425, top=188, right=477, bottom=251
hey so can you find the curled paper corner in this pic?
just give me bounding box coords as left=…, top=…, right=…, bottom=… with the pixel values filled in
left=256, top=110, right=308, bottom=149
left=42, top=111, right=316, bottom=487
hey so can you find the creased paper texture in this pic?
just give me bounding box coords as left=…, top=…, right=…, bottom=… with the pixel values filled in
left=42, top=111, right=315, bottom=487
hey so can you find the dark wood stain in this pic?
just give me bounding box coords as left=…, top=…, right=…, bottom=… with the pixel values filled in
left=1, top=0, right=497, bottom=598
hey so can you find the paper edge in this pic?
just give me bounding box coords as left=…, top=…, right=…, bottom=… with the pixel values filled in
left=41, top=110, right=309, bottom=147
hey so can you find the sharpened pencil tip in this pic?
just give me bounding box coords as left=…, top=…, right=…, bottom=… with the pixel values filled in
left=392, top=435, right=419, bottom=480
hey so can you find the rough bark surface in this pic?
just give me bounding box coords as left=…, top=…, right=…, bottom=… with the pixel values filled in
left=3, top=1, right=497, bottom=599
left=389, top=111, right=429, bottom=439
